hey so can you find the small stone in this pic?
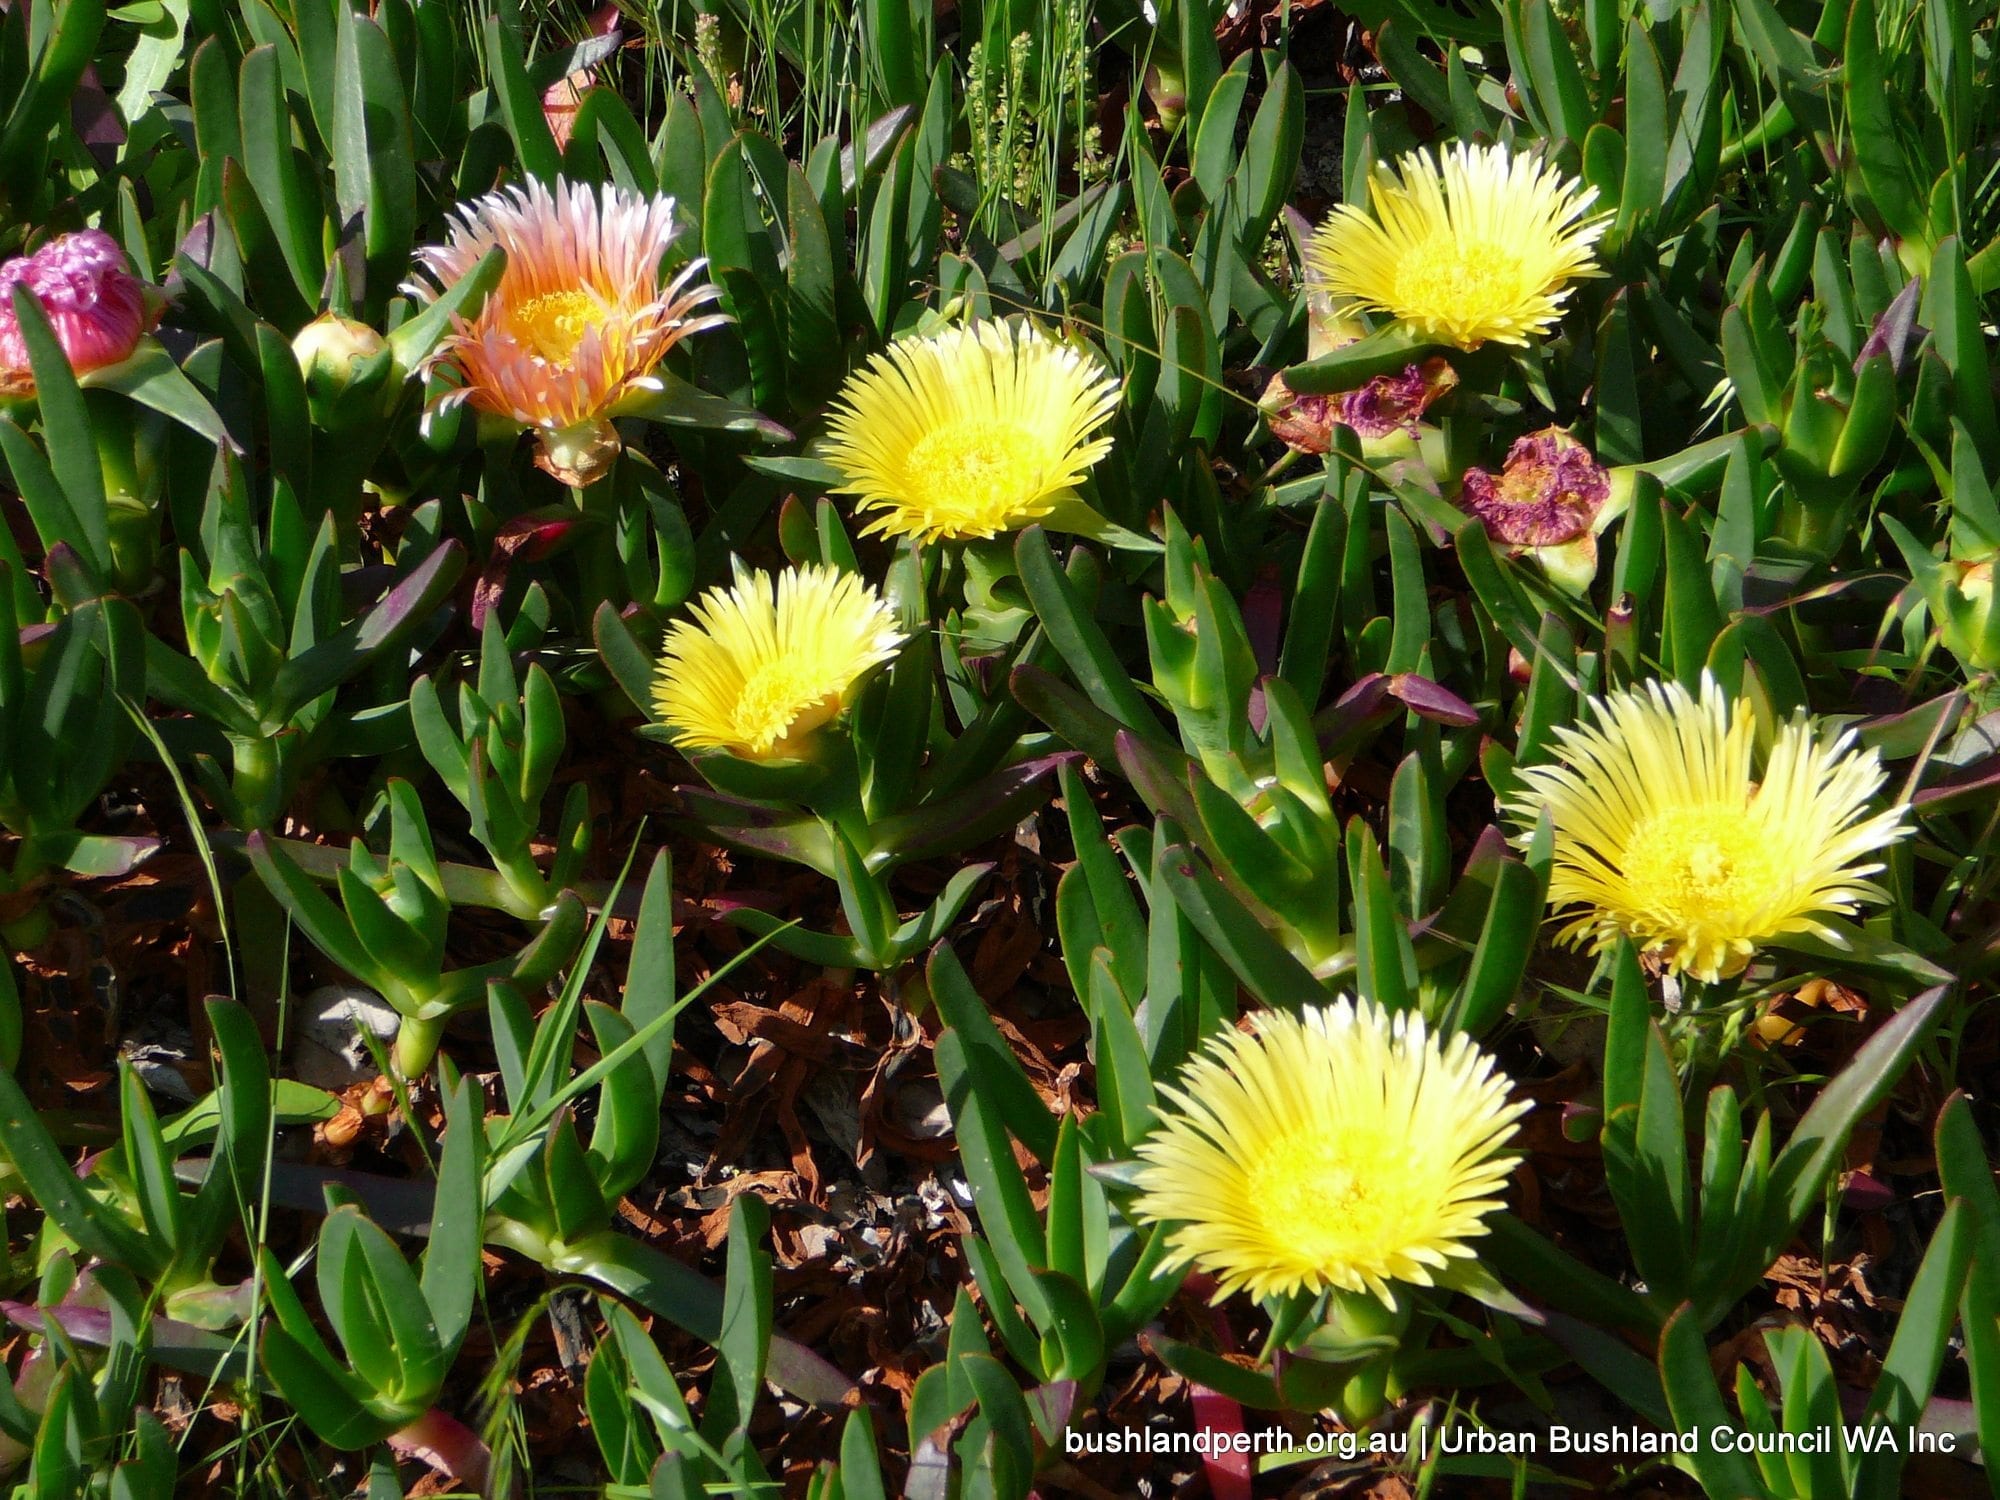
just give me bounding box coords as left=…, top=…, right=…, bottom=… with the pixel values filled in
left=891, top=1079, right=952, bottom=1140
left=291, top=985, right=401, bottom=1089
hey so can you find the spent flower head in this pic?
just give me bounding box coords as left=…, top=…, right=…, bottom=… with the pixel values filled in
left=1506, top=676, right=1912, bottom=982
left=1131, top=999, right=1527, bottom=1308
left=1462, top=428, right=1609, bottom=546
left=1261, top=358, right=1458, bottom=456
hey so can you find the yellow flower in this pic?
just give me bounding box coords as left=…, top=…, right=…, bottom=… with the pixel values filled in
left=1131, top=999, right=1527, bottom=1308
left=1506, top=677, right=1911, bottom=983
left=652, top=564, right=906, bottom=758
left=411, top=177, right=726, bottom=485
left=821, top=319, right=1120, bottom=543
left=1307, top=143, right=1607, bottom=350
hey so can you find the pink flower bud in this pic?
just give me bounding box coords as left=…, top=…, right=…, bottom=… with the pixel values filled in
left=0, top=230, right=155, bottom=395
left=1460, top=427, right=1609, bottom=547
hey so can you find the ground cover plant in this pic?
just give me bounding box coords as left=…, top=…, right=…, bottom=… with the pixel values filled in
left=0, top=0, right=1998, bottom=1494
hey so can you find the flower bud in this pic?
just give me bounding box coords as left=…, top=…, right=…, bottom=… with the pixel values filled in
left=1938, top=558, right=1998, bottom=671
left=293, top=312, right=395, bottom=428
left=535, top=416, right=623, bottom=488
left=0, top=230, right=155, bottom=396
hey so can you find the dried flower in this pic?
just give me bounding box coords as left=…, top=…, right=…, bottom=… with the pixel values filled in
left=1261, top=358, right=1458, bottom=456
left=1460, top=428, right=1630, bottom=592
left=1462, top=427, right=1608, bottom=546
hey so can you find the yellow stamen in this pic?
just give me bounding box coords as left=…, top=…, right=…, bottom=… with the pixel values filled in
left=900, top=417, right=1042, bottom=535
left=652, top=563, right=906, bottom=759
left=1307, top=142, right=1608, bottom=349
left=511, top=288, right=602, bottom=366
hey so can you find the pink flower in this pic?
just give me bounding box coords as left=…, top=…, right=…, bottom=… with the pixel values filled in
left=1460, top=428, right=1609, bottom=546
left=0, top=230, right=154, bottom=396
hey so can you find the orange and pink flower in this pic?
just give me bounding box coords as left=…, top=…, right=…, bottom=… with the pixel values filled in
left=409, top=178, right=725, bottom=486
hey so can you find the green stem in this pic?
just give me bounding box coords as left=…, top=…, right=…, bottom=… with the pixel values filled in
left=495, top=851, right=553, bottom=921
left=392, top=1013, right=448, bottom=1080
left=1719, top=99, right=1799, bottom=171
left=574, top=468, right=628, bottom=611
left=311, top=434, right=383, bottom=556
left=231, top=734, right=285, bottom=829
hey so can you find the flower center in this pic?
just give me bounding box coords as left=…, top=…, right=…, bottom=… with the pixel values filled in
left=512, top=288, right=603, bottom=366
left=1393, top=236, right=1530, bottom=330
left=901, top=418, right=1044, bottom=530
left=1621, top=803, right=1780, bottom=930
left=730, top=660, right=841, bottom=755
left=1245, top=1125, right=1422, bottom=1270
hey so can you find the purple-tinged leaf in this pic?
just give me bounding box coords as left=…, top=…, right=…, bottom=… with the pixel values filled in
left=4, top=1299, right=252, bottom=1385
left=1854, top=265, right=1924, bottom=374
left=1387, top=671, right=1482, bottom=724
left=675, top=786, right=835, bottom=876
left=388, top=1409, right=496, bottom=1496
left=874, top=753, right=1077, bottom=861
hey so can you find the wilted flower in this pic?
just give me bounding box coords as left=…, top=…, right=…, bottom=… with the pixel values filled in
left=1338, top=359, right=1459, bottom=439
left=822, top=319, right=1120, bottom=543
left=1261, top=357, right=1458, bottom=455
left=652, top=563, right=906, bottom=759
left=1131, top=998, right=1527, bottom=1308
left=0, top=229, right=155, bottom=396
left=1307, top=143, right=1607, bottom=350
left=1506, top=676, right=1912, bottom=983
left=410, top=178, right=726, bottom=487
left=1460, top=428, right=1630, bottom=593
left=1462, top=429, right=1605, bottom=544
